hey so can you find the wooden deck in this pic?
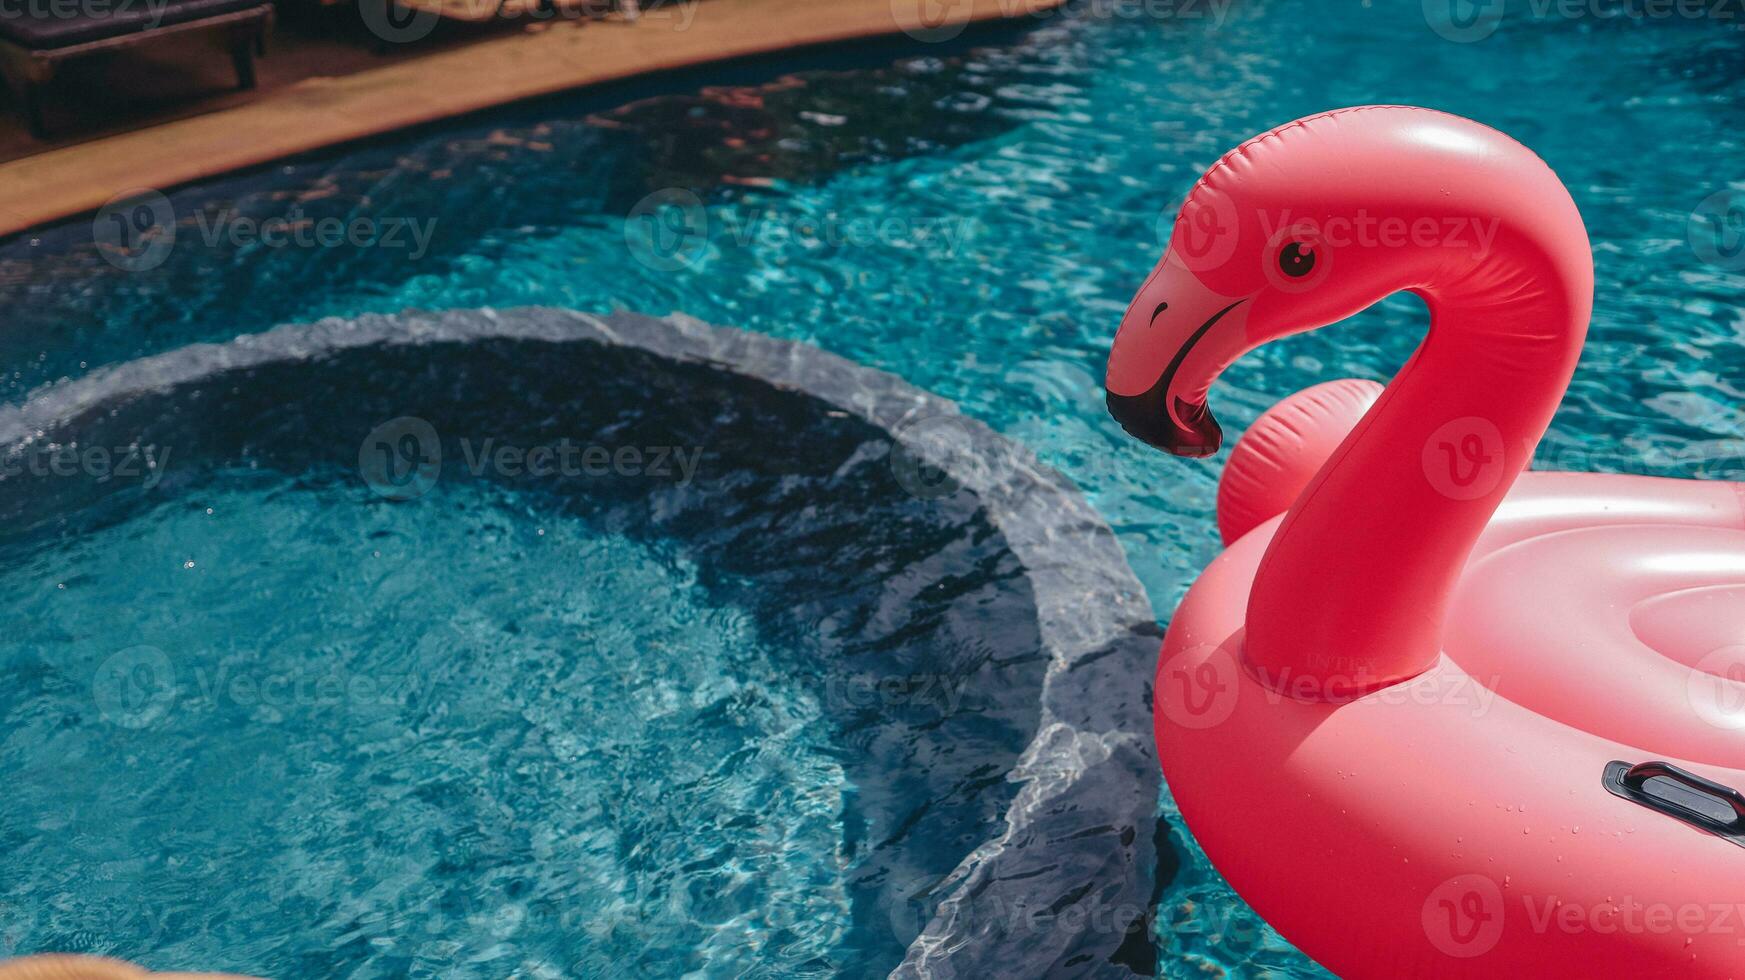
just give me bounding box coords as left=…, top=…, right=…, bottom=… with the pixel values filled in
left=0, top=0, right=1061, bottom=238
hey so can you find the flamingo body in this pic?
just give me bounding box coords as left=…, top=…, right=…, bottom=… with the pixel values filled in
left=1110, top=106, right=1745, bottom=976
left=1161, top=473, right=1745, bottom=976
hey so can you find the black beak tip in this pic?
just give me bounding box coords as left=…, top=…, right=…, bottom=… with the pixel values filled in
left=1106, top=389, right=1223, bottom=458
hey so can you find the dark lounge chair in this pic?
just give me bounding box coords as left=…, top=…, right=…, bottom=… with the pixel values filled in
left=0, top=0, right=272, bottom=137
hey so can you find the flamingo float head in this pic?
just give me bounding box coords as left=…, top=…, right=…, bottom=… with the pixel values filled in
left=1106, top=105, right=1592, bottom=457
left=1110, top=106, right=1595, bottom=695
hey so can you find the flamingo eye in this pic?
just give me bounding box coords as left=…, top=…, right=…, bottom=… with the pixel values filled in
left=1278, top=241, right=1316, bottom=278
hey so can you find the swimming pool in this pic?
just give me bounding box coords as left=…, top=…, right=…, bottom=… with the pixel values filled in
left=0, top=308, right=1161, bottom=978
left=3, top=1, right=1744, bottom=976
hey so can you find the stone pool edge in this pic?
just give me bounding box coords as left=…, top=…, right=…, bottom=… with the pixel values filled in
left=0, top=306, right=1164, bottom=978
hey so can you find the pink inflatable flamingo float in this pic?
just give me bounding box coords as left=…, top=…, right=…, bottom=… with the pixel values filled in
left=1106, top=106, right=1745, bottom=976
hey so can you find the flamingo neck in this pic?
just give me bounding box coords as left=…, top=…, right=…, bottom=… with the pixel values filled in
left=1242, top=265, right=1589, bottom=699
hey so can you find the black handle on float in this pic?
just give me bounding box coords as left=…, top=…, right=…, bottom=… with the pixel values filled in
left=1603, top=760, right=1745, bottom=848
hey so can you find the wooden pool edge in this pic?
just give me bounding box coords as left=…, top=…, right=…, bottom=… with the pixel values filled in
left=0, top=0, right=1064, bottom=240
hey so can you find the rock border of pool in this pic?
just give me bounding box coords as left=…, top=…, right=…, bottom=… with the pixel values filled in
left=0, top=307, right=1163, bottom=979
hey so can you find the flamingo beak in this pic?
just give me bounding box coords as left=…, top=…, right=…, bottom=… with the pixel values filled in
left=1105, top=250, right=1245, bottom=457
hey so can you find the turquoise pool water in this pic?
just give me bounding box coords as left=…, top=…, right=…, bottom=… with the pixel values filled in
left=4, top=482, right=854, bottom=977
left=0, top=331, right=1056, bottom=978
left=3, top=1, right=1744, bottom=976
